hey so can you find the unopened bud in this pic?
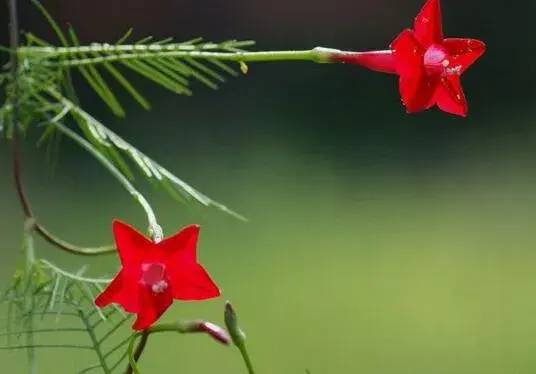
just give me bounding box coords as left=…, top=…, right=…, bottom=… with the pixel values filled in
left=198, top=321, right=231, bottom=345
left=224, top=301, right=246, bottom=347
left=178, top=320, right=231, bottom=345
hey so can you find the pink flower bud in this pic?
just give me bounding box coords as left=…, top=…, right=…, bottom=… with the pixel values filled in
left=197, top=321, right=231, bottom=345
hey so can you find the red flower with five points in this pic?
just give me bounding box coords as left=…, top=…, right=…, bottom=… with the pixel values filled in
left=332, top=0, right=485, bottom=116
left=95, top=220, right=220, bottom=330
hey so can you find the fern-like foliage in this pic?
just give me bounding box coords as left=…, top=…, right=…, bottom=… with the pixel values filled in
left=19, top=0, right=254, bottom=117
left=2, top=253, right=133, bottom=374
left=23, top=29, right=254, bottom=117
left=40, top=91, right=245, bottom=219
left=1, top=1, right=252, bottom=372
left=0, top=0, right=249, bottom=220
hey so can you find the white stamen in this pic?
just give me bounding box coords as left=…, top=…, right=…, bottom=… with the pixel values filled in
left=151, top=280, right=168, bottom=293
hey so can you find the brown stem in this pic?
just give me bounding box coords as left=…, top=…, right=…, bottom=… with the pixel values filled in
left=125, top=331, right=149, bottom=374
left=34, top=224, right=116, bottom=255
left=6, top=1, right=115, bottom=256
left=12, top=138, right=116, bottom=255
left=7, top=23, right=114, bottom=256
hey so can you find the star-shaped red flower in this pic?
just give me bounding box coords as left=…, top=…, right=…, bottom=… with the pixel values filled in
left=331, top=0, right=485, bottom=116
left=95, top=220, right=220, bottom=330
left=391, top=0, right=485, bottom=116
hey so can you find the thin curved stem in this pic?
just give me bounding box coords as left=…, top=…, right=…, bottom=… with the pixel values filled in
left=125, top=331, right=148, bottom=374
left=49, top=118, right=163, bottom=242
left=124, top=321, right=230, bottom=373
left=12, top=139, right=116, bottom=255
left=35, top=223, right=116, bottom=255
left=11, top=104, right=116, bottom=255
left=6, top=1, right=146, bottom=255
left=40, top=259, right=112, bottom=284
left=8, top=33, right=115, bottom=256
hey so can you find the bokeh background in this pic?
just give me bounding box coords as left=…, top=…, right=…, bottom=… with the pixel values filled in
left=1, top=0, right=536, bottom=373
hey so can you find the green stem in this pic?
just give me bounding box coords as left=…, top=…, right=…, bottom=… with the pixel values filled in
left=78, top=309, right=111, bottom=374
left=125, top=323, right=190, bottom=373
left=46, top=110, right=162, bottom=242
left=145, top=323, right=178, bottom=333
left=125, top=321, right=229, bottom=373
left=126, top=332, right=147, bottom=374
left=224, top=301, right=255, bottom=374
left=0, top=344, right=94, bottom=350
left=21, top=45, right=344, bottom=67
left=22, top=226, right=38, bottom=374
left=40, top=259, right=112, bottom=284
left=238, top=344, right=255, bottom=374
left=0, top=328, right=87, bottom=337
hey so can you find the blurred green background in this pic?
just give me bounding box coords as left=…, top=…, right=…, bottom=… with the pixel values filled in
left=2, top=0, right=536, bottom=373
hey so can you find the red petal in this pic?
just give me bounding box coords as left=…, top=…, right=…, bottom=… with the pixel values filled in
left=413, top=0, right=443, bottom=47
left=159, top=225, right=200, bottom=264
left=170, top=263, right=221, bottom=301
left=131, top=287, right=173, bottom=331
left=391, top=29, right=434, bottom=112
left=391, top=29, right=424, bottom=76
left=434, top=76, right=468, bottom=116
left=443, top=38, right=486, bottom=74
left=95, top=270, right=139, bottom=313
left=112, top=220, right=160, bottom=274
left=399, top=74, right=435, bottom=113
left=331, top=50, right=397, bottom=74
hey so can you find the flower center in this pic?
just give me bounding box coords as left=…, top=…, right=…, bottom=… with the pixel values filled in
left=423, top=44, right=451, bottom=76
left=140, top=263, right=169, bottom=294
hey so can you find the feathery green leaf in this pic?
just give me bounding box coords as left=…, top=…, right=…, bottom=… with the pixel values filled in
left=1, top=255, right=133, bottom=373
left=40, top=89, right=246, bottom=220
left=18, top=35, right=254, bottom=113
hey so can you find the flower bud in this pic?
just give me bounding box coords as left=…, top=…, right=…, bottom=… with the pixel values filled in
left=224, top=301, right=246, bottom=347
left=177, top=320, right=231, bottom=345
left=198, top=321, right=231, bottom=345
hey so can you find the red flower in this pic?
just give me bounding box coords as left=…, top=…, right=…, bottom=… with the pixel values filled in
left=95, top=220, right=221, bottom=330
left=331, top=0, right=485, bottom=116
